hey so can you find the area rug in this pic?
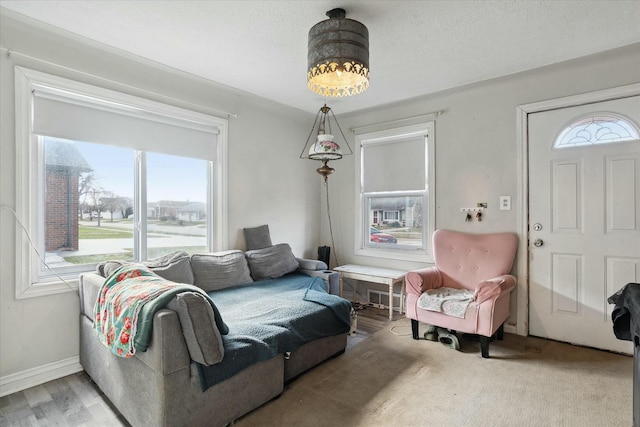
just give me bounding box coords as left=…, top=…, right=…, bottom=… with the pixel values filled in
left=236, top=317, right=633, bottom=427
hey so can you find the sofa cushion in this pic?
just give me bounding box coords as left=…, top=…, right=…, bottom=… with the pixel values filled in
left=97, top=260, right=130, bottom=278
left=166, top=292, right=224, bottom=366
left=191, top=250, right=254, bottom=291
left=96, top=250, right=194, bottom=285
left=245, top=243, right=299, bottom=281
left=243, top=224, right=273, bottom=250
left=145, top=251, right=194, bottom=285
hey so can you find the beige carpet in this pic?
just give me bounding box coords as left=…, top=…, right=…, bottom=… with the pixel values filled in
left=236, top=318, right=633, bottom=427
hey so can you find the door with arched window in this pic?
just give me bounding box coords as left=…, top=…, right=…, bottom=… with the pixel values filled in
left=528, top=95, right=639, bottom=354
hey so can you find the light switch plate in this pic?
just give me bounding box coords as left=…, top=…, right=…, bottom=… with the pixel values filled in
left=499, top=195, right=511, bottom=211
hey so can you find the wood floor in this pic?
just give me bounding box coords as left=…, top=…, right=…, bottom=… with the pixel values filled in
left=355, top=305, right=394, bottom=333
left=0, top=370, right=129, bottom=427
left=0, top=308, right=391, bottom=427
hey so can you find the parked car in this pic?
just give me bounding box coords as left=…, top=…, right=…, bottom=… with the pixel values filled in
left=370, top=227, right=397, bottom=244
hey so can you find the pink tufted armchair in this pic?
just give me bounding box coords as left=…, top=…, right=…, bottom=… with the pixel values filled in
left=405, top=229, right=518, bottom=358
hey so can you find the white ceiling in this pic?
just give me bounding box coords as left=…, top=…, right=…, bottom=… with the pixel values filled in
left=1, top=1, right=639, bottom=114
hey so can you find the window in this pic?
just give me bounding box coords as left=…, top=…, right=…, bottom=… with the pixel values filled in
left=383, top=210, right=400, bottom=222
left=44, top=138, right=135, bottom=275
left=15, top=67, right=227, bottom=298
left=554, top=113, right=640, bottom=148
left=146, top=152, right=208, bottom=259
left=355, top=122, right=435, bottom=261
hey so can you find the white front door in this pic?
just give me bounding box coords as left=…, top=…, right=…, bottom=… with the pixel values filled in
left=528, top=95, right=640, bottom=354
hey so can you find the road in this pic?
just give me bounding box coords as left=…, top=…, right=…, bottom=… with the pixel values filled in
left=46, top=220, right=206, bottom=267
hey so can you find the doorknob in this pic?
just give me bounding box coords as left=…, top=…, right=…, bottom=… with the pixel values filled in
left=533, top=239, right=544, bottom=247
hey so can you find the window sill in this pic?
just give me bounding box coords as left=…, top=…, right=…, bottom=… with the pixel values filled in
left=16, top=277, right=79, bottom=300
left=355, top=247, right=433, bottom=263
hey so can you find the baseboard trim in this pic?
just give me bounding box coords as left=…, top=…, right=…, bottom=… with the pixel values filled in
left=504, top=323, right=517, bottom=335
left=0, top=356, right=82, bottom=397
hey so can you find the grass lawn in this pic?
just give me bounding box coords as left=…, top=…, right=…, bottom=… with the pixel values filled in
left=79, top=225, right=133, bottom=239
left=63, top=246, right=207, bottom=264
left=147, top=246, right=207, bottom=258
left=64, top=252, right=132, bottom=264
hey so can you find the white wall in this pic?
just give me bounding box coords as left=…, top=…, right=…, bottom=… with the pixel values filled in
left=0, top=12, right=319, bottom=389
left=325, top=43, right=640, bottom=329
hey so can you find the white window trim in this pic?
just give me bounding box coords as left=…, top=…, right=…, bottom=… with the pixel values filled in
left=14, top=66, right=228, bottom=299
left=354, top=122, right=435, bottom=262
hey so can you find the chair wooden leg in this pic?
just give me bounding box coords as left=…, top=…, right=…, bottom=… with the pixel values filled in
left=480, top=336, right=490, bottom=358
left=411, top=319, right=419, bottom=340
left=497, top=324, right=504, bottom=341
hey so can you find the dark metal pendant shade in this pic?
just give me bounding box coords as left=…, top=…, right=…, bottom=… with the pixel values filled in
left=307, top=8, right=369, bottom=97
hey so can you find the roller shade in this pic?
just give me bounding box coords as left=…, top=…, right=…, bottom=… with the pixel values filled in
left=32, top=85, right=220, bottom=161
left=362, top=135, right=426, bottom=192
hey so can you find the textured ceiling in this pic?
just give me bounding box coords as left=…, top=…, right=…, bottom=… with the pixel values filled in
left=1, top=1, right=639, bottom=114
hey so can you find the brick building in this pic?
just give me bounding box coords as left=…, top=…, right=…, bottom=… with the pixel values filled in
left=44, top=139, right=92, bottom=251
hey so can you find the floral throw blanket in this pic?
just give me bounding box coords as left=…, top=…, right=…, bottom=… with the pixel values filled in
left=94, top=264, right=204, bottom=358
left=417, top=287, right=475, bottom=318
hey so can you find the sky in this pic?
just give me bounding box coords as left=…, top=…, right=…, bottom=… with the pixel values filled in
left=66, top=139, right=207, bottom=203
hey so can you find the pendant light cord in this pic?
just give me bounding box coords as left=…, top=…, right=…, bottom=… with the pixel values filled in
left=324, top=178, right=340, bottom=267
left=324, top=179, right=368, bottom=304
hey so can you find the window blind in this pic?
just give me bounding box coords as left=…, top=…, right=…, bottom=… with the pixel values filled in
left=362, top=135, right=426, bottom=192
left=32, top=85, right=220, bottom=161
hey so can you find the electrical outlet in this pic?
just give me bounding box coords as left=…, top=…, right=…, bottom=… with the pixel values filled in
left=499, top=195, right=511, bottom=211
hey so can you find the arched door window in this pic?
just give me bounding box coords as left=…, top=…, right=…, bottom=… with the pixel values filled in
left=554, top=113, right=639, bottom=149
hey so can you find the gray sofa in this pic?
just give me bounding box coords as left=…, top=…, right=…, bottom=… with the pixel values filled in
left=79, top=246, right=345, bottom=427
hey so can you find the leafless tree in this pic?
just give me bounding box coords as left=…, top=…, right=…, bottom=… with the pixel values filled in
left=100, top=191, right=118, bottom=222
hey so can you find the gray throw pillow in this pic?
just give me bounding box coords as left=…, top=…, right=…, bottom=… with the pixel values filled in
left=166, top=292, right=224, bottom=366
left=96, top=260, right=132, bottom=278
left=96, top=250, right=194, bottom=285
left=243, top=224, right=273, bottom=250
left=245, top=243, right=300, bottom=281
left=146, top=252, right=194, bottom=285
left=191, top=250, right=254, bottom=291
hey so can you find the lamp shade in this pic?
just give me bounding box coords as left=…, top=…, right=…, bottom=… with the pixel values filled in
left=309, top=134, right=342, bottom=161
left=307, top=8, right=369, bottom=97
left=299, top=104, right=352, bottom=181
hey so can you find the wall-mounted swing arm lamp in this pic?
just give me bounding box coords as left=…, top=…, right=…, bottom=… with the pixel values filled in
left=299, top=104, right=353, bottom=180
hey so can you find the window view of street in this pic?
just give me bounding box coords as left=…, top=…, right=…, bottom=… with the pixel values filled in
left=43, top=137, right=208, bottom=272
left=367, top=195, right=423, bottom=247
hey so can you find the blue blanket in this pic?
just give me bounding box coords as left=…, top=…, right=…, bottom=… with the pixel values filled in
left=196, top=273, right=351, bottom=391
